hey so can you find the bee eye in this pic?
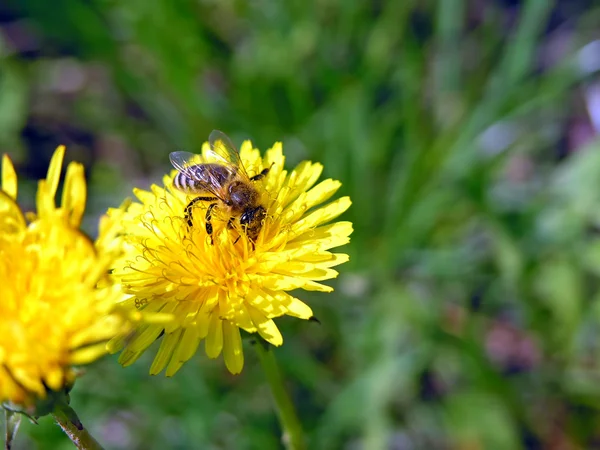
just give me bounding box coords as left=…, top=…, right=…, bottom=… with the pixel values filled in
left=240, top=211, right=251, bottom=225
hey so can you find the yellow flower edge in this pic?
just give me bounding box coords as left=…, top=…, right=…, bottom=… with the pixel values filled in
left=0, top=147, right=128, bottom=406
left=108, top=140, right=353, bottom=375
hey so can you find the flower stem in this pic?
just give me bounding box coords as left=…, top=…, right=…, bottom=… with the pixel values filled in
left=51, top=403, right=104, bottom=450
left=4, top=408, right=22, bottom=450
left=254, top=341, right=306, bottom=450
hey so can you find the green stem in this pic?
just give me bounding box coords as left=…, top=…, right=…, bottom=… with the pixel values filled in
left=4, top=408, right=22, bottom=450
left=254, top=341, right=306, bottom=450
left=51, top=403, right=104, bottom=450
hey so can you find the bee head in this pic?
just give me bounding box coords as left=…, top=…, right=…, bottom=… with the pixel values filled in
left=240, top=206, right=266, bottom=240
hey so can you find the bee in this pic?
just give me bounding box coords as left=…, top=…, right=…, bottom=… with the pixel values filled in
left=170, top=130, right=270, bottom=244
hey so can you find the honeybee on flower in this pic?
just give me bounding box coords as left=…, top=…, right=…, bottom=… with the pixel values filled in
left=108, top=133, right=353, bottom=374
left=170, top=130, right=271, bottom=244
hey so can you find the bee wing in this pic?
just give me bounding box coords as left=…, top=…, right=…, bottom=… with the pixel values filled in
left=169, top=150, right=231, bottom=202
left=170, top=151, right=203, bottom=178
left=208, top=130, right=252, bottom=181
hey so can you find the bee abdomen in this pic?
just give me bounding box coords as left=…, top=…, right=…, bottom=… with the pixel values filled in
left=173, top=171, right=203, bottom=192
left=173, top=163, right=234, bottom=193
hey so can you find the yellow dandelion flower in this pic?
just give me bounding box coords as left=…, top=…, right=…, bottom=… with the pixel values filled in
left=108, top=136, right=352, bottom=375
left=0, top=147, right=127, bottom=407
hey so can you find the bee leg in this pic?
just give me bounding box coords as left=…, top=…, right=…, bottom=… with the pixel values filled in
left=226, top=217, right=243, bottom=245
left=233, top=230, right=254, bottom=248
left=250, top=164, right=273, bottom=182
left=205, top=203, right=217, bottom=244
left=185, top=196, right=217, bottom=227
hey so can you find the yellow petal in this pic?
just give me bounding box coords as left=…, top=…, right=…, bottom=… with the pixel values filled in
left=291, top=196, right=352, bottom=235
left=46, top=145, right=66, bottom=201
left=150, top=329, right=182, bottom=375
left=205, top=314, right=223, bottom=358
left=36, top=180, right=55, bottom=219
left=234, top=304, right=257, bottom=331
left=287, top=223, right=353, bottom=252
left=2, top=154, right=17, bottom=200
left=70, top=343, right=108, bottom=365
left=133, top=187, right=156, bottom=205
left=283, top=179, right=342, bottom=225
left=222, top=321, right=244, bottom=374
left=13, top=369, right=46, bottom=397
left=118, top=348, right=144, bottom=367
left=0, top=190, right=25, bottom=234
left=240, top=140, right=262, bottom=171
left=165, top=358, right=184, bottom=377
left=61, top=162, right=87, bottom=227
left=107, top=333, right=129, bottom=354
left=44, top=366, right=65, bottom=391
left=247, top=306, right=283, bottom=346
left=196, top=312, right=211, bottom=339
left=265, top=142, right=284, bottom=164
left=301, top=280, right=334, bottom=292
left=280, top=161, right=323, bottom=207
left=127, top=324, right=165, bottom=353
left=69, top=320, right=115, bottom=349
left=298, top=252, right=349, bottom=268
left=172, top=327, right=201, bottom=364
left=263, top=147, right=286, bottom=194
left=256, top=273, right=333, bottom=292
left=275, top=291, right=313, bottom=319
left=274, top=261, right=339, bottom=281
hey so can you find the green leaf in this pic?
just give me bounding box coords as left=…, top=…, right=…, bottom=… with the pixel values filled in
left=443, top=389, right=522, bottom=450
left=533, top=257, right=583, bottom=349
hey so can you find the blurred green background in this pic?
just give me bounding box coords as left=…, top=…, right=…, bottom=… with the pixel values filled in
left=3, top=0, right=600, bottom=448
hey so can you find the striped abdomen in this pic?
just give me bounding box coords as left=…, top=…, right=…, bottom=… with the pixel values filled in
left=172, top=163, right=233, bottom=193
